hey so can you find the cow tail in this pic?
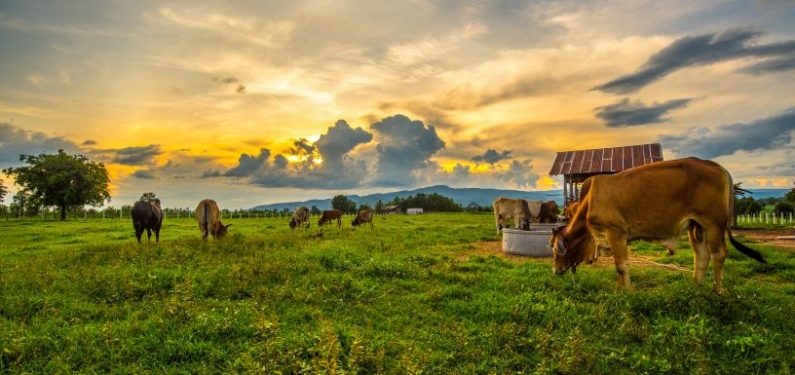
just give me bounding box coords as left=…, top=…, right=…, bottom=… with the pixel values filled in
left=203, top=202, right=209, bottom=234
left=724, top=168, right=767, bottom=264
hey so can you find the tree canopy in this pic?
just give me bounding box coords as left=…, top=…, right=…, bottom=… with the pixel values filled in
left=392, top=193, right=462, bottom=212
left=0, top=179, right=7, bottom=203
left=140, top=192, right=158, bottom=203
left=3, top=150, right=111, bottom=220
left=331, top=195, right=357, bottom=213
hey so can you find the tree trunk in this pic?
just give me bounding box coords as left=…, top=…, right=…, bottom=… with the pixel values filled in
left=60, top=205, right=67, bottom=221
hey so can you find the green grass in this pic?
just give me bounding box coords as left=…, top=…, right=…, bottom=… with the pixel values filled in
left=1, top=214, right=794, bottom=374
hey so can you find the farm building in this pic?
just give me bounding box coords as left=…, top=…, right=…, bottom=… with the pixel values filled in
left=406, top=208, right=424, bottom=215
left=549, top=143, right=664, bottom=206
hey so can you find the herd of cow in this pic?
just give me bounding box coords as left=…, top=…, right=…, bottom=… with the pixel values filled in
left=129, top=157, right=768, bottom=292
left=130, top=199, right=373, bottom=243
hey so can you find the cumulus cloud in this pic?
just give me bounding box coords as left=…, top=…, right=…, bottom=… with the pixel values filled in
left=595, top=28, right=795, bottom=93
left=0, top=123, right=80, bottom=165
left=472, top=149, right=512, bottom=165
left=371, top=114, right=445, bottom=186
left=498, top=159, right=540, bottom=189
left=595, top=98, right=692, bottom=127
left=315, top=120, right=373, bottom=170
left=660, top=106, right=795, bottom=158
left=224, top=120, right=372, bottom=189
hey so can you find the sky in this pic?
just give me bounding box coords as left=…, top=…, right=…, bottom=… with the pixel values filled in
left=1, top=0, right=794, bottom=209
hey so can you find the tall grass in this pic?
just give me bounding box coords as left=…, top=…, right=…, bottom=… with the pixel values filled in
left=1, top=213, right=794, bottom=373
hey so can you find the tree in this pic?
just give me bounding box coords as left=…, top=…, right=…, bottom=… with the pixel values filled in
left=310, top=205, right=321, bottom=215
left=140, top=192, right=158, bottom=202
left=4, top=150, right=111, bottom=221
left=775, top=201, right=794, bottom=216
left=735, top=197, right=762, bottom=215
left=787, top=180, right=795, bottom=204
left=375, top=200, right=383, bottom=213
left=0, top=179, right=7, bottom=203
left=331, top=195, right=356, bottom=213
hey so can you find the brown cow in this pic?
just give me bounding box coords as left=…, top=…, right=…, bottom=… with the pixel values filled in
left=493, top=197, right=533, bottom=233
left=536, top=200, right=559, bottom=223
left=352, top=208, right=373, bottom=228
left=318, top=209, right=343, bottom=228
left=195, top=199, right=231, bottom=239
left=290, top=206, right=310, bottom=229
left=550, top=157, right=766, bottom=291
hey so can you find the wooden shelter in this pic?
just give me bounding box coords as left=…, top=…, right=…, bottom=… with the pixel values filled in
left=549, top=143, right=664, bottom=206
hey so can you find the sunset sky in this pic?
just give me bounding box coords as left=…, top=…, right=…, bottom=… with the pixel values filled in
left=1, top=0, right=794, bottom=208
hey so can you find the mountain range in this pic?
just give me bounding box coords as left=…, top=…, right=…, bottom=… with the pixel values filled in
left=251, top=185, right=789, bottom=211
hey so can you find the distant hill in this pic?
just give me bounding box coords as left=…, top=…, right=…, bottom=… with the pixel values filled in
left=251, top=185, right=563, bottom=211
left=251, top=186, right=790, bottom=211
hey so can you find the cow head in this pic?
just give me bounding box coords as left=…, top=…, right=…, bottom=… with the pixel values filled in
left=318, top=216, right=328, bottom=226
left=550, top=225, right=573, bottom=274
left=351, top=216, right=361, bottom=226
left=213, top=222, right=232, bottom=238
left=289, top=218, right=297, bottom=229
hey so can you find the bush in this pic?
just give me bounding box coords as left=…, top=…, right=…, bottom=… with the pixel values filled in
left=774, top=201, right=794, bottom=216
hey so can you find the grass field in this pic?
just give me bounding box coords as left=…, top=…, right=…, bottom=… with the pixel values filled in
left=1, top=213, right=794, bottom=374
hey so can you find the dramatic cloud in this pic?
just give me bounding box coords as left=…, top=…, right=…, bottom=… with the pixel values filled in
left=0, top=123, right=80, bottom=165
left=595, top=98, right=692, bottom=127
left=81, top=139, right=97, bottom=146
left=371, top=114, right=446, bottom=186
left=660, top=106, right=795, bottom=158
left=225, top=148, right=271, bottom=177
left=472, top=149, right=512, bottom=165
left=595, top=28, right=795, bottom=93
left=224, top=120, right=372, bottom=189
left=498, top=159, right=540, bottom=189
left=314, top=120, right=373, bottom=171
left=105, top=145, right=163, bottom=165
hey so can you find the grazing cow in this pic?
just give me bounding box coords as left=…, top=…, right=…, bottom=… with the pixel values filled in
left=352, top=208, right=373, bottom=228
left=550, top=157, right=766, bottom=291
left=537, top=200, right=559, bottom=223
left=290, top=206, right=310, bottom=229
left=132, top=199, right=163, bottom=243
left=493, top=197, right=533, bottom=233
left=318, top=209, right=343, bottom=228
left=195, top=199, right=231, bottom=239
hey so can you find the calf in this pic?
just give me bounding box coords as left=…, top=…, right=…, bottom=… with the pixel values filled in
left=318, top=209, right=343, bottom=228
left=195, top=199, right=231, bottom=239
left=290, top=206, right=310, bottom=229
left=132, top=199, right=163, bottom=243
left=352, top=208, right=373, bottom=228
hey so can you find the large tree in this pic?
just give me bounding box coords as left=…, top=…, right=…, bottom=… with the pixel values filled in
left=4, top=150, right=111, bottom=220
left=331, top=194, right=357, bottom=213
left=0, top=179, right=7, bottom=203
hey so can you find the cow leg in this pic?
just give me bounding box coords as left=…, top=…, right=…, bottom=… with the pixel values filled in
left=337, top=218, right=341, bottom=228
left=688, top=223, right=710, bottom=284
left=147, top=228, right=152, bottom=242
left=706, top=225, right=728, bottom=293
left=155, top=226, right=161, bottom=243
left=135, top=224, right=143, bottom=243
left=607, top=231, right=631, bottom=289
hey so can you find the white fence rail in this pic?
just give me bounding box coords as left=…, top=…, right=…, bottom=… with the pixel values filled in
left=736, top=212, right=793, bottom=225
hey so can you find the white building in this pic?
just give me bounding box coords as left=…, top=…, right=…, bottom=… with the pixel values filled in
left=406, top=208, right=424, bottom=215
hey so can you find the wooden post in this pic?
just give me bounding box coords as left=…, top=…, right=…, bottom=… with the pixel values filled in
left=563, top=175, right=568, bottom=207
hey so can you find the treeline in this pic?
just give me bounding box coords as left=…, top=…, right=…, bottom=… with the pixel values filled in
left=736, top=185, right=795, bottom=216
left=330, top=193, right=463, bottom=213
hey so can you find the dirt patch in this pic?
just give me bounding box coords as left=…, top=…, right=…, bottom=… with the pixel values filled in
left=734, top=228, right=795, bottom=251
left=460, top=241, right=691, bottom=271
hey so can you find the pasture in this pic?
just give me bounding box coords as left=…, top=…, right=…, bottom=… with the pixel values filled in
left=1, top=214, right=794, bottom=373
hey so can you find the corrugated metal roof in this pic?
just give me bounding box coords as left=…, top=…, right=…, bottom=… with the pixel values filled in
left=549, top=143, right=663, bottom=176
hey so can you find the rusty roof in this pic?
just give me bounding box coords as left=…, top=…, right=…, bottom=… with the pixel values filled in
left=549, top=143, right=663, bottom=176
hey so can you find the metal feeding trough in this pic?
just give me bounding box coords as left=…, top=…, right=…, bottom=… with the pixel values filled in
left=501, top=226, right=555, bottom=257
